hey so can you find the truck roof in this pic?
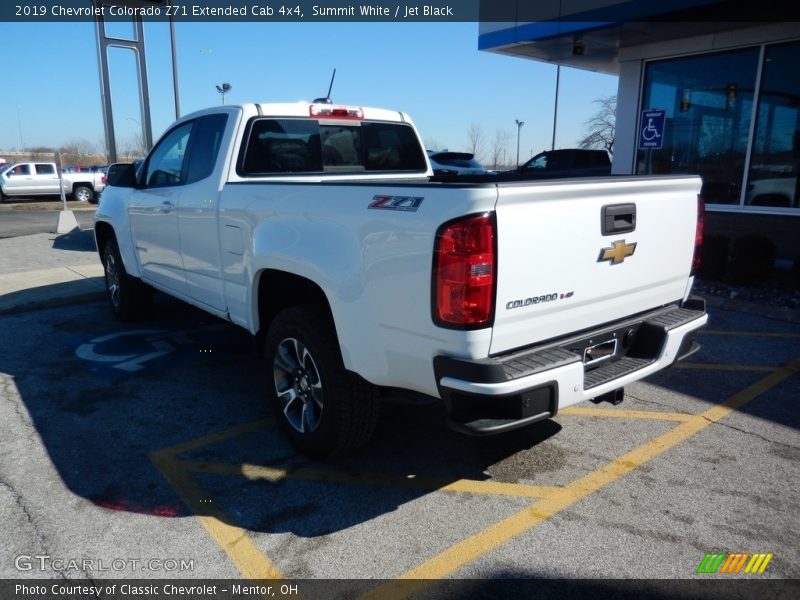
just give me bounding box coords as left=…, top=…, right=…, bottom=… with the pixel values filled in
left=180, top=102, right=410, bottom=125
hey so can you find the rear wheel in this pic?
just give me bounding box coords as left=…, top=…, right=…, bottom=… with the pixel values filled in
left=102, top=237, right=150, bottom=321
left=265, top=305, right=379, bottom=459
left=73, top=185, right=94, bottom=203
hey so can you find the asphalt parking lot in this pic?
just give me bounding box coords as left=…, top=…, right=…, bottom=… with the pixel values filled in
left=1, top=292, right=798, bottom=596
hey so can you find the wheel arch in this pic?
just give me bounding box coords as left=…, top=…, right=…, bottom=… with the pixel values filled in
left=253, top=269, right=338, bottom=357
left=94, top=220, right=142, bottom=279
left=94, top=221, right=115, bottom=263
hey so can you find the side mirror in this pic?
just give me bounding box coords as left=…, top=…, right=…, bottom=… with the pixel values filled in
left=106, top=163, right=138, bottom=188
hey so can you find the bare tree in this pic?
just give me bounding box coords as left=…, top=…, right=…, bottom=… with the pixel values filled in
left=58, top=138, right=100, bottom=166
left=489, top=129, right=512, bottom=170
left=27, top=146, right=55, bottom=161
left=119, top=133, right=148, bottom=160
left=578, top=95, right=616, bottom=154
left=60, top=138, right=97, bottom=157
left=466, top=123, right=485, bottom=161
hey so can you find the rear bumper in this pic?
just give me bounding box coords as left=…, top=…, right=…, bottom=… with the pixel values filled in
left=435, top=299, right=708, bottom=435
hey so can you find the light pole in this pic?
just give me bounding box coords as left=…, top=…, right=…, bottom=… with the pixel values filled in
left=515, top=119, right=524, bottom=168
left=216, top=83, right=232, bottom=105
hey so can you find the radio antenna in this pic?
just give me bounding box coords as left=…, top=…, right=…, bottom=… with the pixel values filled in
left=326, top=68, right=337, bottom=100
left=313, top=68, right=336, bottom=104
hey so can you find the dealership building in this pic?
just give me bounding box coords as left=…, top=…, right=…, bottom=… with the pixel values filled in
left=479, top=1, right=799, bottom=266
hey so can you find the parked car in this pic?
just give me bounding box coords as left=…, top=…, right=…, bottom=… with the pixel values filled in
left=500, top=149, right=612, bottom=180
left=0, top=161, right=106, bottom=203
left=427, top=150, right=487, bottom=176
left=745, top=176, right=797, bottom=208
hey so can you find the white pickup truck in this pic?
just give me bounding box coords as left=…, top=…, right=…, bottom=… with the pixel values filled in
left=0, top=161, right=106, bottom=203
left=95, top=102, right=708, bottom=458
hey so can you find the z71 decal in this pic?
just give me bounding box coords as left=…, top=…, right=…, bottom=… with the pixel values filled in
left=368, top=195, right=424, bottom=212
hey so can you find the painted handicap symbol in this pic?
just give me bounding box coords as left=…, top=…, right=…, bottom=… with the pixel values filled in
left=75, top=325, right=226, bottom=372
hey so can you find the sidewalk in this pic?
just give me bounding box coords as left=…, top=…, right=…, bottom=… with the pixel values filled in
left=0, top=229, right=105, bottom=315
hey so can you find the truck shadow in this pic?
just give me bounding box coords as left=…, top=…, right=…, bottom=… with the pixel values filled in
left=5, top=295, right=796, bottom=539
left=4, top=293, right=563, bottom=537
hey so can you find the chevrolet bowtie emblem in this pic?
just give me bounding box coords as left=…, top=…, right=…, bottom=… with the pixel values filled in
left=598, top=240, right=637, bottom=265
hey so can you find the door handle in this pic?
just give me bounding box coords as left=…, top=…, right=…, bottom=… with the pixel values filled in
left=160, top=201, right=175, bottom=214
left=602, top=203, right=636, bottom=235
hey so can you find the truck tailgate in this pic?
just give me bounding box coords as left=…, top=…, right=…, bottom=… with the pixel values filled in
left=490, top=176, right=701, bottom=355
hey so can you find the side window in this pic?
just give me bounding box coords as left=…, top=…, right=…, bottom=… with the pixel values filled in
left=242, top=119, right=322, bottom=174
left=145, top=122, right=193, bottom=188
left=573, top=153, right=588, bottom=167
left=10, top=164, right=31, bottom=176
left=186, top=113, right=229, bottom=184
left=547, top=153, right=567, bottom=170
left=35, top=164, right=55, bottom=175
left=526, top=154, right=547, bottom=170
left=594, top=152, right=610, bottom=166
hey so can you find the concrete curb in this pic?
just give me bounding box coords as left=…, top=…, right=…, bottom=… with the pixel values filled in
left=0, top=264, right=105, bottom=315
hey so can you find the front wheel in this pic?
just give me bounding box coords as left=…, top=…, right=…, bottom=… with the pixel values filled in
left=73, top=185, right=94, bottom=203
left=265, top=305, right=379, bottom=459
left=102, top=238, right=150, bottom=321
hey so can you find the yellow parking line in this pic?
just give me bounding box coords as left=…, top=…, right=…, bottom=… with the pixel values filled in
left=150, top=451, right=283, bottom=582
left=361, top=359, right=800, bottom=596
left=673, top=363, right=775, bottom=372
left=701, top=330, right=800, bottom=339
left=560, top=406, right=693, bottom=422
left=180, top=460, right=559, bottom=499
left=154, top=419, right=272, bottom=456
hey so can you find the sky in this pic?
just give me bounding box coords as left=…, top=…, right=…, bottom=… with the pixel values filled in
left=0, top=21, right=618, bottom=165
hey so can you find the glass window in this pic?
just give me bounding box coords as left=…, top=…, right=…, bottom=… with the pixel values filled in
left=320, top=124, right=363, bottom=169
left=9, top=164, right=30, bottom=176
left=34, top=164, right=55, bottom=175
left=145, top=122, right=193, bottom=187
left=362, top=122, right=427, bottom=172
left=745, top=41, right=800, bottom=209
left=186, top=113, right=228, bottom=184
left=241, top=119, right=427, bottom=175
left=638, top=48, right=760, bottom=205
left=525, top=153, right=548, bottom=170
left=242, top=119, right=322, bottom=174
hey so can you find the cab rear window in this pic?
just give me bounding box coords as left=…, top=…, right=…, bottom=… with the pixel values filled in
left=239, top=118, right=426, bottom=175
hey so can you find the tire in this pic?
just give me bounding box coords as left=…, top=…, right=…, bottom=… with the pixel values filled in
left=73, top=185, right=94, bottom=203
left=265, top=305, right=380, bottom=459
left=102, top=237, right=150, bottom=321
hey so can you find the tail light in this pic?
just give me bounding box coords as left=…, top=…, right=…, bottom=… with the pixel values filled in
left=433, top=213, right=496, bottom=328
left=101, top=175, right=107, bottom=185
left=691, top=195, right=704, bottom=276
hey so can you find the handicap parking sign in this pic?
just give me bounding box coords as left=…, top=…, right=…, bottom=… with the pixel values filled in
left=639, top=109, right=665, bottom=150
